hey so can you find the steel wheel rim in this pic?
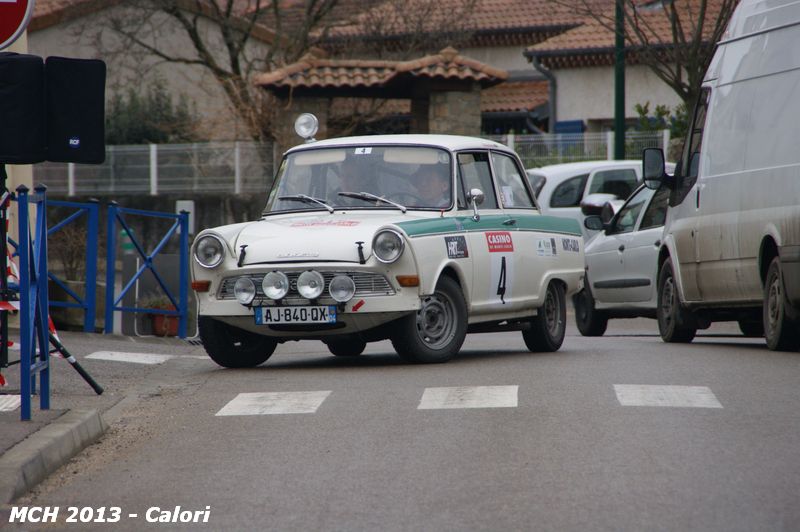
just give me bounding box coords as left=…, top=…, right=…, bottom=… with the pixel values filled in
left=661, top=275, right=675, bottom=329
left=767, top=272, right=782, bottom=333
left=415, top=291, right=456, bottom=349
left=544, top=288, right=561, bottom=336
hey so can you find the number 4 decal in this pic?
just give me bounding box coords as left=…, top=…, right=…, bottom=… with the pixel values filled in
left=496, top=256, right=506, bottom=304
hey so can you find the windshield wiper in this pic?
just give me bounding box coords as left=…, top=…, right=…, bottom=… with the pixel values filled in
left=278, top=194, right=334, bottom=213
left=338, top=192, right=407, bottom=213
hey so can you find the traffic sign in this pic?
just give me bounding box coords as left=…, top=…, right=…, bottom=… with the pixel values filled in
left=0, top=0, right=36, bottom=51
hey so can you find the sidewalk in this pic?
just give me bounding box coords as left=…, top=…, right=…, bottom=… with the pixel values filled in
left=0, top=330, right=202, bottom=504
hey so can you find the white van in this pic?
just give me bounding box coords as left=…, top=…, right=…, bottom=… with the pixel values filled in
left=643, top=0, right=800, bottom=350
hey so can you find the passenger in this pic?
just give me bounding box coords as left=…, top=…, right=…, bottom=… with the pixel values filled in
left=335, top=156, right=375, bottom=206
left=414, top=165, right=451, bottom=208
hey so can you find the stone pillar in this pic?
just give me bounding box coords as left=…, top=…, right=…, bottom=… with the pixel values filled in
left=428, top=84, right=482, bottom=136
left=271, top=96, right=330, bottom=166
left=409, top=98, right=430, bottom=134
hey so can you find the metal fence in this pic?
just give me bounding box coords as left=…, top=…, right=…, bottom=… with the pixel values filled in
left=33, top=131, right=670, bottom=195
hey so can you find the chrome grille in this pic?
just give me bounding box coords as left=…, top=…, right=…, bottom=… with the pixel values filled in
left=217, top=271, right=395, bottom=303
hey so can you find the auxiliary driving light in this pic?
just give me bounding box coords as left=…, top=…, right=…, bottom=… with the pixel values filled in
left=329, top=275, right=356, bottom=303
left=233, top=277, right=256, bottom=305
left=294, top=113, right=319, bottom=142
left=262, top=271, right=290, bottom=300
left=297, top=270, right=324, bottom=300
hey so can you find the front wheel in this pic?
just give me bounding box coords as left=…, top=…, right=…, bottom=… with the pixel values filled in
left=523, top=281, right=566, bottom=352
left=763, top=257, right=800, bottom=351
left=199, top=317, right=277, bottom=368
left=656, top=258, right=697, bottom=343
left=391, top=276, right=467, bottom=363
left=573, top=283, right=608, bottom=337
left=738, top=319, right=764, bottom=338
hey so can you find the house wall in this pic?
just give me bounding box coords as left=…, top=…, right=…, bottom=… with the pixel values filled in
left=28, top=6, right=267, bottom=141
left=555, top=64, right=682, bottom=131
left=460, top=45, right=529, bottom=71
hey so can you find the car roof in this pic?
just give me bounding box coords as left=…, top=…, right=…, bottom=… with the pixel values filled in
left=286, top=134, right=512, bottom=154
left=527, top=160, right=643, bottom=178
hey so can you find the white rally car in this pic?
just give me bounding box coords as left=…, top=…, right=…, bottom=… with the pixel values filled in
left=191, top=115, right=585, bottom=366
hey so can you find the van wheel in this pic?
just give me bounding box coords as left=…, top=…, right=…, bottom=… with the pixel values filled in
left=573, top=283, right=608, bottom=337
left=523, top=281, right=566, bottom=352
left=737, top=319, right=764, bottom=338
left=657, top=258, right=697, bottom=343
left=763, top=257, right=800, bottom=351
left=391, top=276, right=467, bottom=363
left=326, top=338, right=367, bottom=357
left=199, top=317, right=277, bottom=368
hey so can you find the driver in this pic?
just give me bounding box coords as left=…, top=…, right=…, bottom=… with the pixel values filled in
left=413, top=165, right=451, bottom=208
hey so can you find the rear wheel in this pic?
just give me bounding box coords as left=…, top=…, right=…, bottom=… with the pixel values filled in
left=199, top=317, right=277, bottom=368
left=326, top=338, right=367, bottom=357
left=763, top=257, right=800, bottom=351
left=523, top=281, right=566, bottom=352
left=573, top=283, right=608, bottom=337
left=391, top=276, right=467, bottom=363
left=738, top=319, right=764, bottom=338
left=656, top=258, right=697, bottom=343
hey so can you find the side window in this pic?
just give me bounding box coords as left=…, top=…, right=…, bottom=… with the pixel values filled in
left=639, top=186, right=670, bottom=230
left=526, top=172, right=546, bottom=198
left=550, top=174, right=588, bottom=208
left=490, top=152, right=535, bottom=209
left=588, top=169, right=638, bottom=199
left=457, top=152, right=498, bottom=209
left=672, top=87, right=710, bottom=206
left=609, top=188, right=649, bottom=235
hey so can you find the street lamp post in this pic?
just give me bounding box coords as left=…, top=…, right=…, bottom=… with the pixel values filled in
left=614, top=0, right=626, bottom=160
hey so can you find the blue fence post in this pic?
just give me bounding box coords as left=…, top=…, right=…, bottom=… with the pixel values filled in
left=178, top=211, right=189, bottom=338
left=34, top=185, right=50, bottom=411
left=104, top=203, right=118, bottom=334
left=83, top=200, right=99, bottom=332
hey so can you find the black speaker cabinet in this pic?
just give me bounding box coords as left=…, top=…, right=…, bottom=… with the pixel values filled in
left=45, top=56, right=106, bottom=164
left=0, top=53, right=46, bottom=164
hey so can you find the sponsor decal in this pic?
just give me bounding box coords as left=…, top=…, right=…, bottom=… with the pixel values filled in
left=561, top=238, right=580, bottom=253
left=536, top=238, right=558, bottom=257
left=354, top=147, right=372, bottom=155
left=352, top=299, right=365, bottom=312
left=289, top=220, right=360, bottom=227
left=486, top=231, right=514, bottom=253
left=445, top=236, right=468, bottom=259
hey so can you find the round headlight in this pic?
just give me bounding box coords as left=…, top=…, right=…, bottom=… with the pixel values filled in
left=233, top=277, right=256, bottom=305
left=194, top=235, right=226, bottom=268
left=329, top=275, right=356, bottom=303
left=262, top=271, right=290, bottom=300
left=294, top=113, right=319, bottom=140
left=297, top=270, right=324, bottom=300
left=372, top=230, right=404, bottom=263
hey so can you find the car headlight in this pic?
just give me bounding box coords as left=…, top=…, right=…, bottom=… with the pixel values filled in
left=194, top=235, right=226, bottom=268
left=233, top=277, right=256, bottom=305
left=262, top=271, right=290, bottom=300
left=372, top=230, right=404, bottom=263
left=329, top=275, right=356, bottom=303
left=297, top=270, right=324, bottom=299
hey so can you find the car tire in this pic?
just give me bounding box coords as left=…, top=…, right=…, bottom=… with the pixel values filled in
left=737, top=319, right=764, bottom=338
left=656, top=258, right=697, bottom=343
left=523, top=281, right=567, bottom=352
left=199, top=317, right=277, bottom=368
left=572, top=284, right=608, bottom=337
left=391, top=276, right=467, bottom=363
left=326, top=338, right=367, bottom=357
left=763, top=257, right=800, bottom=351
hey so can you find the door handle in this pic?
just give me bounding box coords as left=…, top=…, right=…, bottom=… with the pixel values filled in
left=618, top=244, right=625, bottom=252
left=503, top=219, right=516, bottom=226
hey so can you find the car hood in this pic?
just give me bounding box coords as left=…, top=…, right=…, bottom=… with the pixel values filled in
left=232, top=212, right=419, bottom=265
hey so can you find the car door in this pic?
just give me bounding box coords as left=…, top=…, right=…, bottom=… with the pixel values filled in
left=621, top=186, right=670, bottom=303
left=588, top=187, right=650, bottom=303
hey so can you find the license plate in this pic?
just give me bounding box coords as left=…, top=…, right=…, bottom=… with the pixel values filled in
left=255, top=306, right=337, bottom=325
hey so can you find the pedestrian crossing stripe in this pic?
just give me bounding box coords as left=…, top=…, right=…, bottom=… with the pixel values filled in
left=418, top=386, right=519, bottom=410
left=0, top=395, right=21, bottom=412
left=614, top=385, right=723, bottom=408
left=86, top=351, right=174, bottom=365
left=216, top=391, right=332, bottom=416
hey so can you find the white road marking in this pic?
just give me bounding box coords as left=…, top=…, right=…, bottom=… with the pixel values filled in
left=0, top=395, right=21, bottom=412
left=614, top=385, right=723, bottom=408
left=418, top=385, right=519, bottom=410
left=215, top=391, right=332, bottom=416
left=86, top=351, right=173, bottom=365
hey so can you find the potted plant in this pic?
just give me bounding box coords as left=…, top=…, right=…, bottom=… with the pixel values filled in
left=138, top=293, right=179, bottom=337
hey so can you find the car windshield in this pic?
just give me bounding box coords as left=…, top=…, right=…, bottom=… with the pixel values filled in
left=265, top=146, right=453, bottom=213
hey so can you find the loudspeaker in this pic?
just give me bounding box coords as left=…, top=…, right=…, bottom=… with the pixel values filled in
left=45, top=56, right=106, bottom=164
left=0, top=53, right=46, bottom=164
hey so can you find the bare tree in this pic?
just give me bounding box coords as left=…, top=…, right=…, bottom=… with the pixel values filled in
left=557, top=0, right=738, bottom=109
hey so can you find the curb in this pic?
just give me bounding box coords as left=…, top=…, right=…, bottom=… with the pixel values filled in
left=0, top=409, right=108, bottom=504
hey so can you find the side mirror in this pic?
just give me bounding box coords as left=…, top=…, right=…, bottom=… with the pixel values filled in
left=468, top=188, right=484, bottom=222
left=642, top=148, right=666, bottom=190
left=580, top=193, right=618, bottom=216
left=584, top=215, right=605, bottom=231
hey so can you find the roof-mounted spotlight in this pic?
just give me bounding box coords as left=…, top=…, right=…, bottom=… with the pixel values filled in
left=294, top=113, right=319, bottom=143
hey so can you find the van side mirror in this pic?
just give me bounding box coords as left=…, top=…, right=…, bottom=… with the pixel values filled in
left=584, top=215, right=605, bottom=231
left=642, top=148, right=666, bottom=190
